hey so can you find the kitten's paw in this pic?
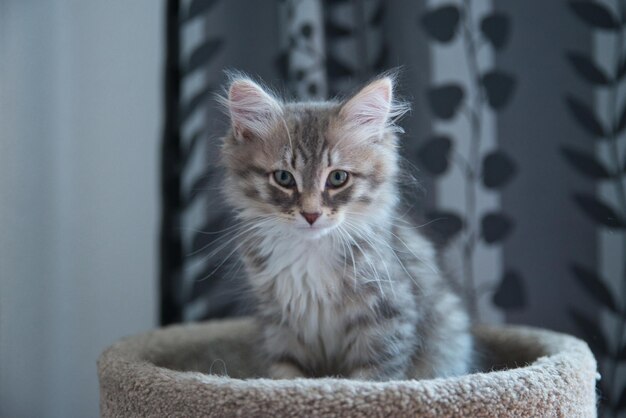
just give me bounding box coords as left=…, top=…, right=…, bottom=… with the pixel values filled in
left=348, top=366, right=377, bottom=381
left=349, top=366, right=405, bottom=381
left=268, top=362, right=306, bottom=379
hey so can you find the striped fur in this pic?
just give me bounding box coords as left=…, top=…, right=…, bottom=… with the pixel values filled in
left=219, top=76, right=472, bottom=380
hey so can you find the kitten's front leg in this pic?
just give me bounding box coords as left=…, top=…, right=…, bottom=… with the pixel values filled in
left=344, top=323, right=416, bottom=381
left=262, top=321, right=309, bottom=379
left=348, top=361, right=406, bottom=381
left=348, top=365, right=386, bottom=381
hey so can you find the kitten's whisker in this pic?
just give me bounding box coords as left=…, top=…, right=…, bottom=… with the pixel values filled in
left=217, top=234, right=265, bottom=284
left=221, top=237, right=262, bottom=283
left=186, top=224, right=253, bottom=260
left=330, top=231, right=348, bottom=283
left=224, top=257, right=245, bottom=282
left=341, top=221, right=396, bottom=297
left=341, top=221, right=398, bottom=296
left=341, top=226, right=387, bottom=297
left=195, top=239, right=249, bottom=282
left=342, top=218, right=421, bottom=293
left=342, top=210, right=416, bottom=235
left=179, top=218, right=256, bottom=236
left=348, top=217, right=440, bottom=276
left=184, top=217, right=263, bottom=256
left=386, top=217, right=444, bottom=231
left=195, top=226, right=275, bottom=282
left=342, top=211, right=450, bottom=272
left=187, top=217, right=274, bottom=260
left=335, top=225, right=359, bottom=291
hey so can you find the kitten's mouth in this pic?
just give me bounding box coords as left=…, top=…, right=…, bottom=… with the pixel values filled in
left=297, top=225, right=326, bottom=231
left=294, top=223, right=336, bottom=238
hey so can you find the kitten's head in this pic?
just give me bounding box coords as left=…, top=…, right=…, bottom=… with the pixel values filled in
left=220, top=75, right=408, bottom=239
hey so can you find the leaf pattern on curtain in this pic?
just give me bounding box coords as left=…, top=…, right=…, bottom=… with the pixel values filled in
left=278, top=0, right=327, bottom=100
left=419, top=0, right=524, bottom=320
left=563, top=1, right=626, bottom=415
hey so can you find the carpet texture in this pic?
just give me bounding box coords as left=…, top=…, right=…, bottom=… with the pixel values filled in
left=98, top=317, right=598, bottom=417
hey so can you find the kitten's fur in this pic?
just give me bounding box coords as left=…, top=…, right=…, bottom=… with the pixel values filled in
left=219, top=75, right=472, bottom=381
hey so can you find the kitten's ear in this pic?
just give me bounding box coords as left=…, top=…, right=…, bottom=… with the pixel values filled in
left=227, top=78, right=282, bottom=141
left=339, top=77, right=394, bottom=130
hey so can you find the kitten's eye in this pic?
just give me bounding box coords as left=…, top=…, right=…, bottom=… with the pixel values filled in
left=273, top=170, right=296, bottom=188
left=327, top=170, right=349, bottom=188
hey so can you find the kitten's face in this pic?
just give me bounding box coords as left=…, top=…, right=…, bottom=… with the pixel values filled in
left=221, top=77, right=403, bottom=239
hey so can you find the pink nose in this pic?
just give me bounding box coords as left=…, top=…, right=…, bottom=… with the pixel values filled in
left=301, top=212, right=321, bottom=225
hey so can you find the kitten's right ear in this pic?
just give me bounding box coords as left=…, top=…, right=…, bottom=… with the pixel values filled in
left=227, top=79, right=282, bottom=141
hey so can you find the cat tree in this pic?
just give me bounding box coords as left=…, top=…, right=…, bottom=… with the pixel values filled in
left=98, top=317, right=597, bottom=417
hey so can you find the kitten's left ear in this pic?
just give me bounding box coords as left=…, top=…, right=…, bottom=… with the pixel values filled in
left=339, top=77, right=394, bottom=130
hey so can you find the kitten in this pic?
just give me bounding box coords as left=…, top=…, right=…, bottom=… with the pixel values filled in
left=219, top=75, right=472, bottom=381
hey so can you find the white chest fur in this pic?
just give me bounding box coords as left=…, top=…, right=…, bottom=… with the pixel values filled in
left=252, top=232, right=346, bottom=354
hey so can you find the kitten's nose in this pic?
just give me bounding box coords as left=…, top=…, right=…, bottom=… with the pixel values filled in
left=301, top=211, right=321, bottom=225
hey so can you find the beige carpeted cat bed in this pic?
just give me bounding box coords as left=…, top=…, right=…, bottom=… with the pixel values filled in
left=97, top=317, right=598, bottom=417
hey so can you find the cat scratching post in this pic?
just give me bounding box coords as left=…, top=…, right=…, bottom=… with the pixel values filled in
left=98, top=318, right=597, bottom=417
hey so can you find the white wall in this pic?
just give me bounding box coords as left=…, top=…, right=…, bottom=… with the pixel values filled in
left=0, top=1, right=161, bottom=416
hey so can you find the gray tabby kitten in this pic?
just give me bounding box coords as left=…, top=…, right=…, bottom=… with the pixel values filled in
left=220, top=75, right=472, bottom=381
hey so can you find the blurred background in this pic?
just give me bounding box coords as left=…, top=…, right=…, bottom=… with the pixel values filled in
left=1, top=0, right=625, bottom=417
